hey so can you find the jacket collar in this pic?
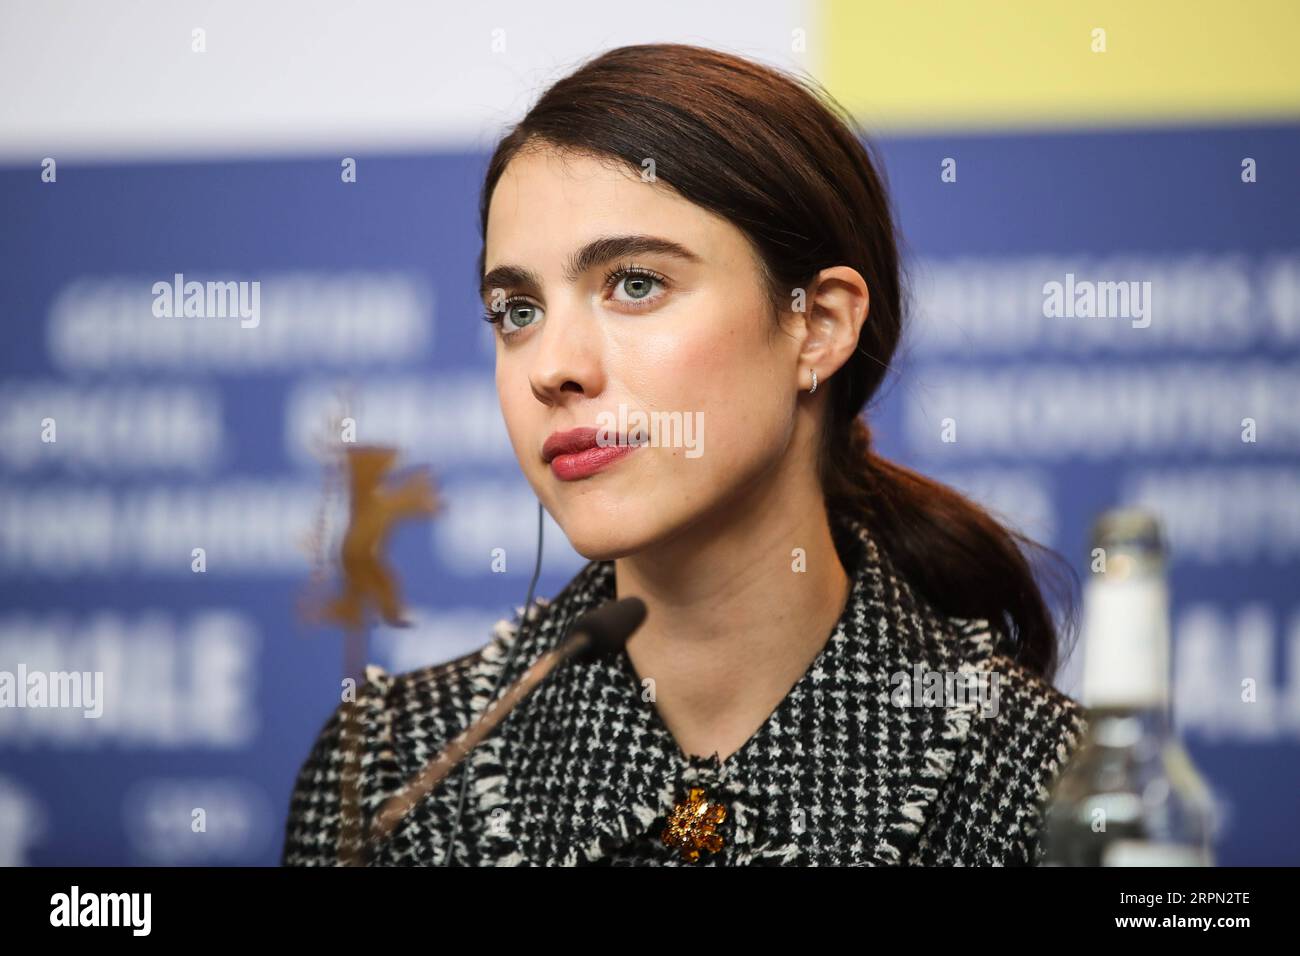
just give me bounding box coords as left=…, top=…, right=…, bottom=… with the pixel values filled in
left=464, top=508, right=1001, bottom=866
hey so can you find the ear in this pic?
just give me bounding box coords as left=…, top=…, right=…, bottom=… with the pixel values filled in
left=795, top=266, right=870, bottom=393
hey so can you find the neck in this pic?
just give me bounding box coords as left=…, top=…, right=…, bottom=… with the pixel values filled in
left=612, top=475, right=852, bottom=763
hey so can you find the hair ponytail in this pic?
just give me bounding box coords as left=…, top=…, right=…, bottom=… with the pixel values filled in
left=824, top=417, right=1076, bottom=679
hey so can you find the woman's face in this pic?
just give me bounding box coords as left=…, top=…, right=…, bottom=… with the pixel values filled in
left=482, top=144, right=805, bottom=559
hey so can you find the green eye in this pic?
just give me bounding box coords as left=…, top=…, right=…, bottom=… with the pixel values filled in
left=607, top=266, right=667, bottom=306
left=505, top=302, right=540, bottom=330
left=621, top=275, right=653, bottom=298
left=482, top=298, right=544, bottom=337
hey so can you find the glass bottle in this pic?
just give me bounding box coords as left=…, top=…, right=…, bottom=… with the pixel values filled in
left=1039, top=508, right=1215, bottom=866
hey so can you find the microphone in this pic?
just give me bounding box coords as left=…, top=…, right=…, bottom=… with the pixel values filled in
left=365, top=595, right=648, bottom=853
left=569, top=593, right=648, bottom=662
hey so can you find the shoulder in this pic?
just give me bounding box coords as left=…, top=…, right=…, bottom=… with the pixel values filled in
left=909, top=617, right=1089, bottom=866
left=977, top=651, right=1089, bottom=779
left=944, top=615, right=1089, bottom=758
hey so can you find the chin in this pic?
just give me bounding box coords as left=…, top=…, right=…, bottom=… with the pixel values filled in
left=547, top=492, right=672, bottom=562
left=554, top=512, right=649, bottom=561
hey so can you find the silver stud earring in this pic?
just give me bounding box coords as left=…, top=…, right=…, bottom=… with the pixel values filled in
left=809, top=368, right=818, bottom=394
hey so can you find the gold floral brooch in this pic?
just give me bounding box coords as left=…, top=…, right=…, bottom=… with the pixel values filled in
left=661, top=786, right=727, bottom=863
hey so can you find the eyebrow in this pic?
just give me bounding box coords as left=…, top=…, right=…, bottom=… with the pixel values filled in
left=479, top=234, right=702, bottom=305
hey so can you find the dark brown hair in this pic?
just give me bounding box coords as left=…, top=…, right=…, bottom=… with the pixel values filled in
left=477, top=43, right=1076, bottom=680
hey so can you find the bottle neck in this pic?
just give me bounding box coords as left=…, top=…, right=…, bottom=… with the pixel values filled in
left=1081, top=571, right=1171, bottom=709
left=1086, top=704, right=1173, bottom=747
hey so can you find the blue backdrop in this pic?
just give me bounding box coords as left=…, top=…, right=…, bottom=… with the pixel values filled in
left=2, top=122, right=1297, bottom=865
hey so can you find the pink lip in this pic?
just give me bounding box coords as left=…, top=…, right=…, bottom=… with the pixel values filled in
left=549, top=442, right=641, bottom=481
left=542, top=426, right=601, bottom=464
left=542, top=426, right=645, bottom=481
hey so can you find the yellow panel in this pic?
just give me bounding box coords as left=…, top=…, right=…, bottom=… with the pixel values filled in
left=821, top=0, right=1300, bottom=130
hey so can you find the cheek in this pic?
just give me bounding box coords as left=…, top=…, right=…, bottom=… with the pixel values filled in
left=632, top=307, right=790, bottom=467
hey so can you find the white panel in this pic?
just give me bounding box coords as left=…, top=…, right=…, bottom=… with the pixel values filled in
left=0, top=0, right=819, bottom=162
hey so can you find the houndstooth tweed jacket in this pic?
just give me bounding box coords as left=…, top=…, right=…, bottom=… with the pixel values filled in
left=281, top=508, right=1089, bottom=866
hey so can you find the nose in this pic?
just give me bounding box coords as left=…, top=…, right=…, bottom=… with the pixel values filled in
left=527, top=302, right=604, bottom=407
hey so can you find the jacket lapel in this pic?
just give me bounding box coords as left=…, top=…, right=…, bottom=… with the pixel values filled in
left=465, top=511, right=998, bottom=866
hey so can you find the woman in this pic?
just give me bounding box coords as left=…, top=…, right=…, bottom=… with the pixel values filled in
left=282, top=43, right=1087, bottom=867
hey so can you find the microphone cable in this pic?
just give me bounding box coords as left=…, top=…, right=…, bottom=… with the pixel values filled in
left=441, top=498, right=546, bottom=866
